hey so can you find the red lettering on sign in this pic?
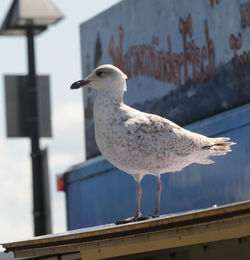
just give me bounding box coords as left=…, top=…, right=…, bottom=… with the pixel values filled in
left=210, top=0, right=220, bottom=8
left=109, top=15, right=216, bottom=86
left=230, top=33, right=250, bottom=88
left=240, top=0, right=250, bottom=28
left=179, top=14, right=192, bottom=85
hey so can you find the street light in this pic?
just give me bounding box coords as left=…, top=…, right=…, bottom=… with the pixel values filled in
left=0, top=0, right=63, bottom=35
left=0, top=0, right=64, bottom=236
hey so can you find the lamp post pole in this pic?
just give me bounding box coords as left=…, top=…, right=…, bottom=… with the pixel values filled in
left=27, top=27, right=48, bottom=236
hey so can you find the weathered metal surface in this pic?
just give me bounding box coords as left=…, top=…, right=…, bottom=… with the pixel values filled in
left=79, top=0, right=250, bottom=158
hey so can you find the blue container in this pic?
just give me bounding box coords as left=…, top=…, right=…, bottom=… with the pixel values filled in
left=64, top=103, right=250, bottom=230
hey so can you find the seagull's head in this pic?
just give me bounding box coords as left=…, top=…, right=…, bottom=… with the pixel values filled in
left=70, top=64, right=128, bottom=92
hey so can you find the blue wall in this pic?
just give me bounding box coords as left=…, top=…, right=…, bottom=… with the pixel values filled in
left=64, top=103, right=250, bottom=230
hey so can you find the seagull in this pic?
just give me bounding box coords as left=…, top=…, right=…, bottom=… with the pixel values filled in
left=70, top=64, right=235, bottom=224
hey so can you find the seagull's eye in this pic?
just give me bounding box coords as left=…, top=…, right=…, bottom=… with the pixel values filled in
left=96, top=70, right=104, bottom=77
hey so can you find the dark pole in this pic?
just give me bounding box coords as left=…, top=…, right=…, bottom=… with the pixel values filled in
left=27, top=27, right=51, bottom=236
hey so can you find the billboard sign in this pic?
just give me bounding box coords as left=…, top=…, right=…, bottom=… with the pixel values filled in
left=79, top=0, right=250, bottom=158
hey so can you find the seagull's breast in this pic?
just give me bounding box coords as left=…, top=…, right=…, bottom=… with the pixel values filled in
left=93, top=98, right=194, bottom=175
left=94, top=102, right=141, bottom=173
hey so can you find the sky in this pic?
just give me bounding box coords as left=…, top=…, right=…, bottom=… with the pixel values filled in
left=0, top=0, right=121, bottom=248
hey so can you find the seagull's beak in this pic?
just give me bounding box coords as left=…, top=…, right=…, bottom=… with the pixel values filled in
left=70, top=79, right=91, bottom=89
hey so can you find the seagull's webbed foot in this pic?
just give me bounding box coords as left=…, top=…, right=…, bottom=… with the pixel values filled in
left=115, top=213, right=150, bottom=225
left=148, top=212, right=160, bottom=219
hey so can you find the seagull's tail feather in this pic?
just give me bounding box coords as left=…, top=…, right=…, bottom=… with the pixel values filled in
left=210, top=137, right=236, bottom=150
left=198, top=158, right=215, bottom=164
left=203, top=137, right=236, bottom=156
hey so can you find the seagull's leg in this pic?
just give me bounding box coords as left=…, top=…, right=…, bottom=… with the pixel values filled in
left=152, top=175, right=162, bottom=218
left=115, top=176, right=147, bottom=224
left=135, top=180, right=142, bottom=218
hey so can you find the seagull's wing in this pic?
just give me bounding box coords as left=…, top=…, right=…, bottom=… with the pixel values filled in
left=144, top=113, right=205, bottom=155
left=119, top=104, right=234, bottom=159
left=121, top=105, right=206, bottom=156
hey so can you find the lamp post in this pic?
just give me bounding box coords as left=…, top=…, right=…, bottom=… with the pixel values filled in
left=27, top=25, right=46, bottom=236
left=0, top=0, right=64, bottom=236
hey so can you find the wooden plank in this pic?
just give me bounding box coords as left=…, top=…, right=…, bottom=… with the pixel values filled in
left=3, top=200, right=250, bottom=258
left=12, top=212, right=250, bottom=258
left=78, top=215, right=250, bottom=259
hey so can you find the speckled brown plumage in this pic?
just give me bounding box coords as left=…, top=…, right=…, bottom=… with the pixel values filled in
left=71, top=64, right=235, bottom=223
